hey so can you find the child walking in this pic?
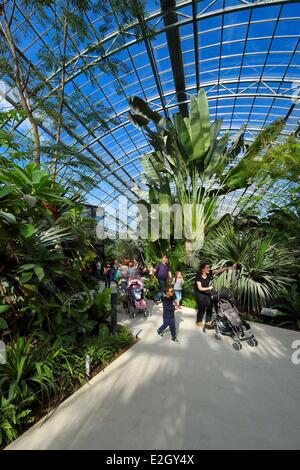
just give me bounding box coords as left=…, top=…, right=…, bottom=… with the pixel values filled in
left=157, top=287, right=179, bottom=343
left=173, top=271, right=184, bottom=308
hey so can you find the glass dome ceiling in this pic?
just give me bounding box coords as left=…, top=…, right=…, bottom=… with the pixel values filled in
left=1, top=0, right=299, bottom=221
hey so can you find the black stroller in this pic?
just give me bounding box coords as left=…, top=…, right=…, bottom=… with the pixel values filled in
left=211, top=288, right=258, bottom=351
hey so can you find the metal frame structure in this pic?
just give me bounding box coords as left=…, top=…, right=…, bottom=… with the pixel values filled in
left=0, top=0, right=299, bottom=226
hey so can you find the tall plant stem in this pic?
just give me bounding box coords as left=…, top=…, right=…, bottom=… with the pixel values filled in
left=0, top=0, right=41, bottom=165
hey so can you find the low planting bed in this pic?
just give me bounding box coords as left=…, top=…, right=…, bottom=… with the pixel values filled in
left=0, top=324, right=135, bottom=449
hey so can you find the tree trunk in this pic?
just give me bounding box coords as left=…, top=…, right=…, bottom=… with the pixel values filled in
left=0, top=2, right=41, bottom=165
left=185, top=240, right=193, bottom=253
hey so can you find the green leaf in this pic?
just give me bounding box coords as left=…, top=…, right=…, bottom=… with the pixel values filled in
left=0, top=185, right=15, bottom=199
left=34, top=265, right=45, bottom=281
left=174, top=113, right=193, bottom=161
left=32, top=170, right=49, bottom=185
left=127, top=112, right=149, bottom=129
left=19, top=272, right=33, bottom=284
left=0, top=210, right=17, bottom=224
left=20, top=224, right=35, bottom=238
left=22, top=284, right=38, bottom=292
left=128, top=96, right=163, bottom=127
left=197, top=88, right=210, bottom=142
left=204, top=132, right=230, bottom=179
left=0, top=317, right=8, bottom=329
left=18, top=264, right=35, bottom=272
left=0, top=304, right=10, bottom=314
left=189, top=91, right=211, bottom=162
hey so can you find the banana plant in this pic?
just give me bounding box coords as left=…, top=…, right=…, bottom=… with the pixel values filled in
left=129, top=91, right=229, bottom=251
left=128, top=89, right=291, bottom=253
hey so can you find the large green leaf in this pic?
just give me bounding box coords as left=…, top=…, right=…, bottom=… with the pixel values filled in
left=127, top=111, right=149, bottom=129
left=18, top=264, right=35, bottom=272
left=32, top=169, right=50, bottom=185
left=0, top=305, right=10, bottom=314
left=0, top=317, right=8, bottom=329
left=189, top=95, right=205, bottom=161
left=197, top=88, right=210, bottom=147
left=140, top=154, right=162, bottom=183
left=34, top=265, right=45, bottom=281
left=20, top=223, right=35, bottom=238
left=188, top=90, right=211, bottom=162
left=203, top=132, right=230, bottom=179
left=0, top=186, right=15, bottom=199
left=0, top=210, right=17, bottom=224
left=19, top=272, right=33, bottom=284
left=128, top=96, right=164, bottom=127
left=173, top=113, right=193, bottom=161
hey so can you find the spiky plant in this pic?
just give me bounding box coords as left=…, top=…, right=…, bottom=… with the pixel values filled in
left=198, top=224, right=295, bottom=314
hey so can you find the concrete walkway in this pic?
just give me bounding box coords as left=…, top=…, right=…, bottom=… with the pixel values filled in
left=6, top=302, right=300, bottom=450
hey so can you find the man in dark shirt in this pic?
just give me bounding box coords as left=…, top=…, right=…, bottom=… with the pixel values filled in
left=157, top=287, right=179, bottom=343
left=154, top=255, right=172, bottom=303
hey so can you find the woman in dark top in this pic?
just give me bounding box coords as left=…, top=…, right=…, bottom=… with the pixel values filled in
left=194, top=261, right=236, bottom=329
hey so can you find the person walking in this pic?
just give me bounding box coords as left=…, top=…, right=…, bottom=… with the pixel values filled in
left=128, top=260, right=137, bottom=278
left=104, top=263, right=112, bottom=289
left=154, top=255, right=172, bottom=304
left=194, top=261, right=236, bottom=329
left=110, top=260, right=118, bottom=285
left=173, top=271, right=184, bottom=308
left=157, top=287, right=179, bottom=343
left=95, top=259, right=102, bottom=280
left=118, top=260, right=129, bottom=292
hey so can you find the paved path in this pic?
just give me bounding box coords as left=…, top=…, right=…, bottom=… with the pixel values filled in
left=6, top=302, right=300, bottom=450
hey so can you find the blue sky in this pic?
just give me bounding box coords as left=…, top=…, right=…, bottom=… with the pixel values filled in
left=1, top=0, right=299, bottom=219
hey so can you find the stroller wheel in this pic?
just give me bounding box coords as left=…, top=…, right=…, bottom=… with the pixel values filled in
left=214, top=327, right=222, bottom=340
left=247, top=338, right=257, bottom=347
left=232, top=342, right=242, bottom=351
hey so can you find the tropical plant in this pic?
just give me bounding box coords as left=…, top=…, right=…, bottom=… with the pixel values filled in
left=89, top=288, right=112, bottom=323
left=0, top=159, right=100, bottom=337
left=128, top=89, right=285, bottom=252
left=0, top=396, right=33, bottom=446
left=143, top=276, right=159, bottom=299
left=0, top=337, right=58, bottom=403
left=198, top=223, right=296, bottom=314
left=0, top=324, right=135, bottom=448
left=274, top=284, right=300, bottom=329
left=128, top=90, right=231, bottom=251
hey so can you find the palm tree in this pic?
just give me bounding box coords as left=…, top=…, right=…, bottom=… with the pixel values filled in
left=198, top=223, right=295, bottom=314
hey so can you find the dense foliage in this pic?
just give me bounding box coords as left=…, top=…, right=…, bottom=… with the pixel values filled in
left=0, top=112, right=134, bottom=447
left=0, top=326, right=134, bottom=447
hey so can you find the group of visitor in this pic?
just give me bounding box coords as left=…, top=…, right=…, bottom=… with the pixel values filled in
left=154, top=255, right=236, bottom=343
left=90, top=253, right=236, bottom=344
left=153, top=256, right=184, bottom=308
left=101, top=259, right=143, bottom=289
